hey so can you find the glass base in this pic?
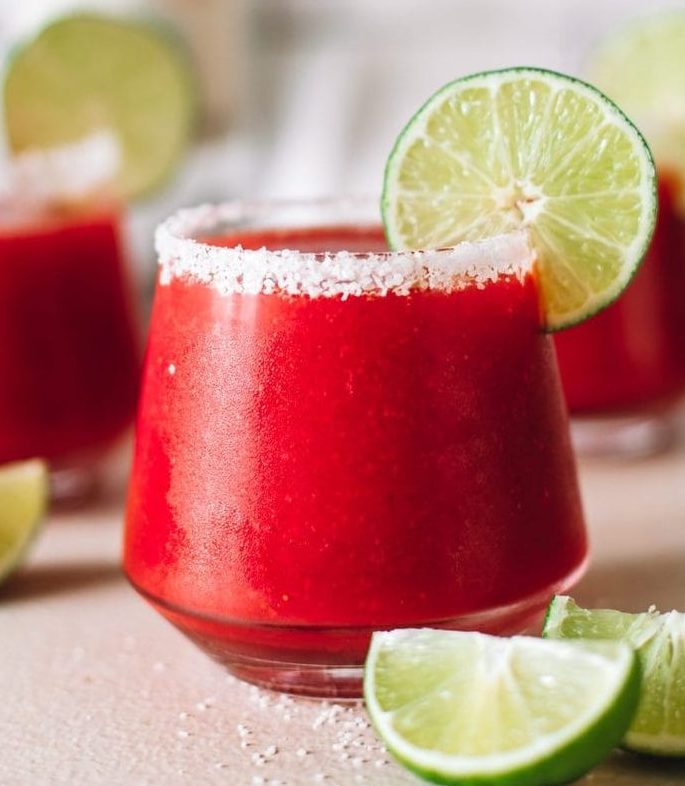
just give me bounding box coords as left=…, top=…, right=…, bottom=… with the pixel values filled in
left=222, top=658, right=365, bottom=699
left=569, top=411, right=675, bottom=459
left=130, top=560, right=587, bottom=698
left=48, top=434, right=132, bottom=507
left=50, top=462, right=101, bottom=507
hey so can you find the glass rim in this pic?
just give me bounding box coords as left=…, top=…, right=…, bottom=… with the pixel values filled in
left=156, top=197, right=535, bottom=298
left=0, top=130, right=121, bottom=209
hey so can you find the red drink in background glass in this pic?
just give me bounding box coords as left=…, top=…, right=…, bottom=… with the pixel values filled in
left=124, top=200, right=587, bottom=697
left=554, top=177, right=685, bottom=454
left=0, top=205, right=141, bottom=496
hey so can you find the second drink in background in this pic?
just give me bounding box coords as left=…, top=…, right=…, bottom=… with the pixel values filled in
left=555, top=15, right=685, bottom=455
left=555, top=175, right=685, bottom=454
left=0, top=138, right=141, bottom=500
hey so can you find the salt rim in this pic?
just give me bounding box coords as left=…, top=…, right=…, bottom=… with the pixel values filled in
left=156, top=201, right=536, bottom=298
left=0, top=130, right=121, bottom=205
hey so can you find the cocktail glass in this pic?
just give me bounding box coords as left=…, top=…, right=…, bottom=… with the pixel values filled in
left=0, top=135, right=141, bottom=500
left=124, top=198, right=588, bottom=697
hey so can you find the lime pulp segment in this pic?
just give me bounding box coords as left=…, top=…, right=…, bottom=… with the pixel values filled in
left=0, top=459, right=48, bottom=585
left=3, top=13, right=196, bottom=199
left=382, top=67, right=657, bottom=331
left=364, top=628, right=640, bottom=786
left=544, top=595, right=685, bottom=757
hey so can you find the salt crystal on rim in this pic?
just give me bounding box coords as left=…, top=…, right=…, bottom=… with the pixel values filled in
left=0, top=131, right=121, bottom=206
left=155, top=200, right=534, bottom=298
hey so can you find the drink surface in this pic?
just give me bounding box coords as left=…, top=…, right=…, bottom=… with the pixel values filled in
left=125, top=225, right=586, bottom=630
left=0, top=206, right=141, bottom=463
left=554, top=178, right=685, bottom=414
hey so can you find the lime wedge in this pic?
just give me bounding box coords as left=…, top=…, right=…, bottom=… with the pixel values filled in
left=3, top=13, right=195, bottom=199
left=364, top=628, right=640, bottom=786
left=544, top=595, right=685, bottom=757
left=382, top=67, right=657, bottom=331
left=588, top=13, right=685, bottom=205
left=0, top=459, right=48, bottom=586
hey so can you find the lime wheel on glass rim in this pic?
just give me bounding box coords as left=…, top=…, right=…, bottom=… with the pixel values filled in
left=382, top=67, right=657, bottom=331
left=3, top=13, right=196, bottom=199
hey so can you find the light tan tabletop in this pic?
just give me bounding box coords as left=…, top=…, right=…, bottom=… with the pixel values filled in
left=1, top=441, right=685, bottom=786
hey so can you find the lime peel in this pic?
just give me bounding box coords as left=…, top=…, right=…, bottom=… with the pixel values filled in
left=364, top=628, right=641, bottom=786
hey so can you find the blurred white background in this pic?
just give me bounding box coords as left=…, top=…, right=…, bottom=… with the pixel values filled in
left=2, top=0, right=685, bottom=276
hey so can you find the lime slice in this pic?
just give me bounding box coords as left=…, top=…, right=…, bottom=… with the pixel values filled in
left=544, top=595, right=685, bottom=757
left=382, top=67, right=657, bottom=331
left=3, top=13, right=195, bottom=199
left=364, top=628, right=640, bottom=786
left=588, top=13, right=685, bottom=206
left=0, top=459, right=48, bottom=586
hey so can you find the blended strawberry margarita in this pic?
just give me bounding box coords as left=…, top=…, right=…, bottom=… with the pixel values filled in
left=125, top=201, right=587, bottom=695
left=0, top=206, right=140, bottom=465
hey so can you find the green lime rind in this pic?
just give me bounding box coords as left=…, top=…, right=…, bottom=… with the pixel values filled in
left=364, top=628, right=641, bottom=786
left=544, top=595, right=685, bottom=758
left=382, top=66, right=657, bottom=332
left=3, top=13, right=197, bottom=200
left=0, top=459, right=48, bottom=586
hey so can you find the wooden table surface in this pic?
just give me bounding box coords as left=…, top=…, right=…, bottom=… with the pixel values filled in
left=1, top=441, right=685, bottom=786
